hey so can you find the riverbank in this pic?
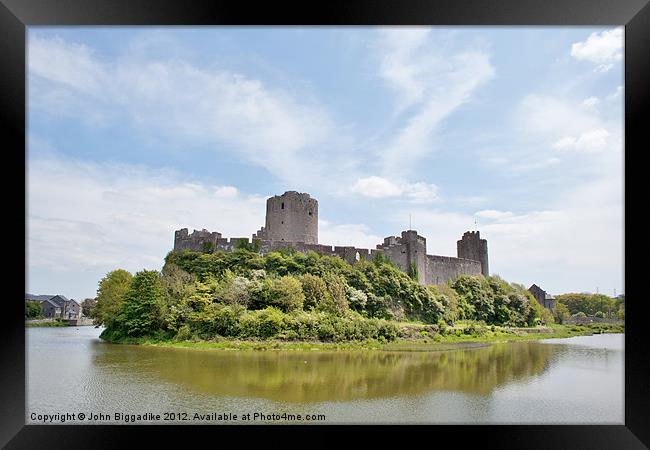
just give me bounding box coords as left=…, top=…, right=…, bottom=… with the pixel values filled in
left=25, top=319, right=68, bottom=328
left=100, top=322, right=623, bottom=351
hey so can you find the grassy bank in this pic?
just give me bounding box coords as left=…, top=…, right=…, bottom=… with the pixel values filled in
left=100, top=322, right=623, bottom=351
left=25, top=320, right=68, bottom=328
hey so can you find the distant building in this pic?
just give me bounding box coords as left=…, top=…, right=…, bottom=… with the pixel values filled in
left=528, top=284, right=556, bottom=311
left=25, top=293, right=81, bottom=319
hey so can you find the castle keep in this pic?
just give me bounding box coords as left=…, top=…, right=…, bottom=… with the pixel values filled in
left=173, top=191, right=488, bottom=285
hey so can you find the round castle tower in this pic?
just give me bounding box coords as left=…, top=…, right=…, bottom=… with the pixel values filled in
left=264, top=191, right=318, bottom=244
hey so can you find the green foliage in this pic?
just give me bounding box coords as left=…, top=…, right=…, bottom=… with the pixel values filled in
left=319, top=273, right=349, bottom=314
left=407, top=262, right=419, bottom=281
left=111, top=270, right=165, bottom=337
left=556, top=293, right=616, bottom=317
left=594, top=311, right=605, bottom=318
left=346, top=285, right=368, bottom=312
left=101, top=248, right=559, bottom=343
left=300, top=273, right=330, bottom=311
left=93, top=269, right=133, bottom=327
left=554, top=302, right=571, bottom=324
left=201, top=241, right=215, bottom=253
left=265, top=276, right=305, bottom=312
left=80, top=298, right=97, bottom=318
left=239, top=307, right=286, bottom=339
left=450, top=275, right=541, bottom=326
left=25, top=301, right=43, bottom=319
left=451, top=275, right=494, bottom=322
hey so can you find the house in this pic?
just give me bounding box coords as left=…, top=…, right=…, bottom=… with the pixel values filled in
left=25, top=293, right=81, bottom=319
left=39, top=298, right=62, bottom=318
left=528, top=284, right=556, bottom=311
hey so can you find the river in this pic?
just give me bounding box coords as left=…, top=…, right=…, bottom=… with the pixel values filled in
left=26, top=327, right=623, bottom=424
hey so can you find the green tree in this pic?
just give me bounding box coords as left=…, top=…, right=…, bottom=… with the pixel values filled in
left=93, top=269, right=133, bottom=327
left=554, top=302, right=571, bottom=324
left=300, top=273, right=330, bottom=311
left=320, top=273, right=349, bottom=314
left=451, top=275, right=494, bottom=323
left=25, top=300, right=43, bottom=319
left=80, top=298, right=97, bottom=318
left=266, top=276, right=305, bottom=312
left=112, top=270, right=165, bottom=336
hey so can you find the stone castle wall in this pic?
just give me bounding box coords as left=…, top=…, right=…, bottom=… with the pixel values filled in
left=174, top=227, right=485, bottom=286
left=457, top=231, right=489, bottom=276
left=173, top=191, right=489, bottom=286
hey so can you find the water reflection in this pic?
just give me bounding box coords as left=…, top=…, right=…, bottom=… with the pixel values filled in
left=90, top=341, right=559, bottom=402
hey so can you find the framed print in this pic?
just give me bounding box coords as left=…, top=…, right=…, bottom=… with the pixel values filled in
left=2, top=0, right=648, bottom=448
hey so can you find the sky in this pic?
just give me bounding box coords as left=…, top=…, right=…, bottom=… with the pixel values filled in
left=26, top=27, right=624, bottom=300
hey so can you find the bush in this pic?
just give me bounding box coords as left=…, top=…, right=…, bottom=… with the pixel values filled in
left=320, top=273, right=349, bottom=314
left=25, top=300, right=43, bottom=319
left=346, top=286, right=368, bottom=312
left=175, top=324, right=192, bottom=341
left=239, top=307, right=285, bottom=339
left=266, top=276, right=305, bottom=312
left=300, top=274, right=330, bottom=311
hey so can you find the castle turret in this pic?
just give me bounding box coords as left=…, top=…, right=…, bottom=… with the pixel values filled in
left=457, top=231, right=489, bottom=276
left=264, top=191, right=318, bottom=244
left=376, top=230, right=427, bottom=284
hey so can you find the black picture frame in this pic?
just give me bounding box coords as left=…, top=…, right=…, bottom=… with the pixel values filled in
left=2, top=0, right=648, bottom=448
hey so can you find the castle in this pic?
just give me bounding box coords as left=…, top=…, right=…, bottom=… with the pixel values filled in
left=173, top=191, right=488, bottom=285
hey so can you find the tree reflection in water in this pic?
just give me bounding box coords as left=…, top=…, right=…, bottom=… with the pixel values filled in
left=92, top=342, right=560, bottom=403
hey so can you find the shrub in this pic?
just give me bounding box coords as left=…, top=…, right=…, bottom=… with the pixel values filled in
left=175, top=324, right=192, bottom=341
left=213, top=305, right=244, bottom=336
left=300, top=274, right=330, bottom=311
left=25, top=300, right=43, bottom=319
left=377, top=321, right=398, bottom=341
left=239, top=307, right=285, bottom=339
left=320, top=273, right=349, bottom=314
left=266, top=276, right=305, bottom=312
left=346, top=286, right=368, bottom=312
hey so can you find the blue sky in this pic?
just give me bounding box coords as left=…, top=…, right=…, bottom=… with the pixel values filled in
left=27, top=27, right=624, bottom=300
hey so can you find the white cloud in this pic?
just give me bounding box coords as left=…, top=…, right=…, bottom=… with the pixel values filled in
left=351, top=176, right=403, bottom=198
left=502, top=93, right=621, bottom=175
left=475, top=210, right=514, bottom=220
left=582, top=96, right=600, bottom=109
left=351, top=176, right=438, bottom=203
left=318, top=221, right=384, bottom=249
left=570, top=28, right=623, bottom=72
left=552, top=128, right=610, bottom=153
left=373, top=29, right=495, bottom=174
left=518, top=94, right=600, bottom=137
left=28, top=35, right=336, bottom=185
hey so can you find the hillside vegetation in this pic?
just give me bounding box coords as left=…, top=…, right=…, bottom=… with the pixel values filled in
left=97, top=248, right=554, bottom=343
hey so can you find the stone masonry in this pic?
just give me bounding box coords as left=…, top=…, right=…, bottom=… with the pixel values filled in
left=173, top=191, right=488, bottom=286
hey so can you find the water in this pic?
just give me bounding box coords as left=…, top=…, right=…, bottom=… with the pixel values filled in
left=26, top=327, right=624, bottom=424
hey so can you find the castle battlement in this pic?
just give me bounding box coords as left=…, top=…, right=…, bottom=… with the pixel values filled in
left=173, top=191, right=488, bottom=285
